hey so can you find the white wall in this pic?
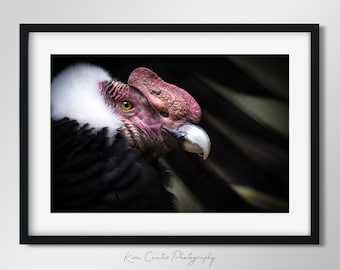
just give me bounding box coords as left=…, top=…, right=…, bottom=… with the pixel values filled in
left=0, top=0, right=337, bottom=269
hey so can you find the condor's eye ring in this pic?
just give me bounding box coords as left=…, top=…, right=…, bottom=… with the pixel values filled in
left=121, top=101, right=133, bottom=111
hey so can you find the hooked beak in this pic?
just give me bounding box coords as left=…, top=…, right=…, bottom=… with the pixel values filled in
left=172, top=124, right=211, bottom=160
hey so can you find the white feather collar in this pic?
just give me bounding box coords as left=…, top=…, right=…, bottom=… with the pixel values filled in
left=51, top=64, right=120, bottom=136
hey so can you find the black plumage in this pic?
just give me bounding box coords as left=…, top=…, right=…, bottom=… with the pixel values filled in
left=52, top=118, right=175, bottom=211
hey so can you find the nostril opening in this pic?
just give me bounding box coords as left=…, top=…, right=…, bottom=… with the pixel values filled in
left=160, top=111, right=169, bottom=118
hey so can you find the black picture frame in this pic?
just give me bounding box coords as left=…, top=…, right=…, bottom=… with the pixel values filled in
left=20, top=24, right=319, bottom=244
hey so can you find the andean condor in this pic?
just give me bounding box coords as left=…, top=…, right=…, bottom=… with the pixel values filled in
left=51, top=64, right=211, bottom=211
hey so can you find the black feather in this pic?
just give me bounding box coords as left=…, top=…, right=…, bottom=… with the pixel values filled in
left=52, top=118, right=175, bottom=212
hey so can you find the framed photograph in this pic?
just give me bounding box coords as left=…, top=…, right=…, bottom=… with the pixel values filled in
left=20, top=24, right=319, bottom=244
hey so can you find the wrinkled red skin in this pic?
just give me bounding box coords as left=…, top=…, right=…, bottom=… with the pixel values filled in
left=128, top=67, right=201, bottom=123
left=99, top=67, right=202, bottom=156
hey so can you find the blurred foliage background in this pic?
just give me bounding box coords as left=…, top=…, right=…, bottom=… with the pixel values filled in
left=52, top=55, right=289, bottom=212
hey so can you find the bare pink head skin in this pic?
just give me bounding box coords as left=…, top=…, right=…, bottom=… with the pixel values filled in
left=100, top=67, right=210, bottom=159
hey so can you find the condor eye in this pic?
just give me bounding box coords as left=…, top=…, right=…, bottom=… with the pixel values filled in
left=121, top=101, right=133, bottom=111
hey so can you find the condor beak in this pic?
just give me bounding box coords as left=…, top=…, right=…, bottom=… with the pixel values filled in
left=174, top=124, right=211, bottom=160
